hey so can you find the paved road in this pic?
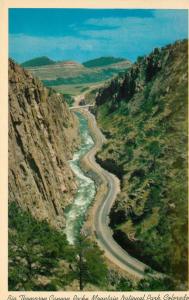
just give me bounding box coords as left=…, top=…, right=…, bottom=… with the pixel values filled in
left=78, top=108, right=147, bottom=278
left=70, top=104, right=94, bottom=110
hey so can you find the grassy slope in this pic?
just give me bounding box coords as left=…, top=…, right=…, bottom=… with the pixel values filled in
left=94, top=40, right=188, bottom=288
left=83, top=57, right=125, bottom=68
left=21, top=56, right=56, bottom=67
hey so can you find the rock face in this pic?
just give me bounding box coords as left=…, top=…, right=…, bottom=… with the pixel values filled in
left=9, top=59, right=79, bottom=229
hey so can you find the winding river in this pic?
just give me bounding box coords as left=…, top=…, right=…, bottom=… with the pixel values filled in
left=64, top=112, right=96, bottom=244
left=64, top=109, right=147, bottom=278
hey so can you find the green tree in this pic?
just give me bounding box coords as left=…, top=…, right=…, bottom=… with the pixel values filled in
left=70, top=235, right=108, bottom=290
left=137, top=276, right=175, bottom=291
left=147, top=140, right=161, bottom=171
left=8, top=202, right=72, bottom=291
left=116, top=277, right=134, bottom=291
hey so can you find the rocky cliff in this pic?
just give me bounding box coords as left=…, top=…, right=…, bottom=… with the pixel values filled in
left=93, top=40, right=188, bottom=287
left=9, top=59, right=79, bottom=229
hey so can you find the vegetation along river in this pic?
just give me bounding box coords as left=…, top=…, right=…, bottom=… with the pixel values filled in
left=64, top=112, right=96, bottom=244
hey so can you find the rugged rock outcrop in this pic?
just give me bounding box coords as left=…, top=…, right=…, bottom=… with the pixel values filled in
left=9, top=59, right=79, bottom=229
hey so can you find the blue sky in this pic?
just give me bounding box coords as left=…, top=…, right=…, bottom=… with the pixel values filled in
left=9, top=9, right=188, bottom=63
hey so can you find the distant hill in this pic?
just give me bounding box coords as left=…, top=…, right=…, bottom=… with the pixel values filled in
left=83, top=57, right=126, bottom=68
left=21, top=56, right=56, bottom=67
left=23, top=57, right=131, bottom=96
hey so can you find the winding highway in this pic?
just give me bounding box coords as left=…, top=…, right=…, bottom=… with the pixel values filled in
left=74, top=106, right=148, bottom=279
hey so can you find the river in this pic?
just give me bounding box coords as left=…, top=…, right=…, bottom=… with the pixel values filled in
left=64, top=112, right=96, bottom=244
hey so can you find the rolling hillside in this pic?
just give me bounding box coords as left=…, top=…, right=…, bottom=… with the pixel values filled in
left=22, top=57, right=131, bottom=96
left=83, top=57, right=125, bottom=68
left=21, top=56, right=56, bottom=67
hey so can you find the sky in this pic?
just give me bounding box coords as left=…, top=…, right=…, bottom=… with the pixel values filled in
left=9, top=9, right=188, bottom=64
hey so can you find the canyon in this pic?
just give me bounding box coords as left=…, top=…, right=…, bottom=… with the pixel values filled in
left=8, top=39, right=188, bottom=291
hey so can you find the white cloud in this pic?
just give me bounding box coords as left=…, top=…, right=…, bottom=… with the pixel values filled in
left=9, top=34, right=101, bottom=62
left=81, top=12, right=187, bottom=44
left=85, top=17, right=149, bottom=28
left=85, top=10, right=187, bottom=29
left=85, top=17, right=123, bottom=27
left=10, top=34, right=99, bottom=51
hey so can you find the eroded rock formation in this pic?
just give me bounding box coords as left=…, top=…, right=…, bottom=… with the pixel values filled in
left=9, top=59, right=79, bottom=229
